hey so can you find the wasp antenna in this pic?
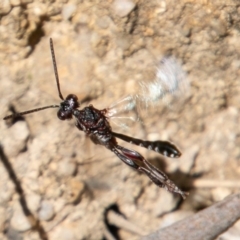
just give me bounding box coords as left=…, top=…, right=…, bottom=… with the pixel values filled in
left=50, top=38, right=64, bottom=101
left=3, top=105, right=59, bottom=120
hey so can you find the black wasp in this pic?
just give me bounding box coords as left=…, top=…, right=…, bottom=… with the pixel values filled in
left=3, top=39, right=188, bottom=199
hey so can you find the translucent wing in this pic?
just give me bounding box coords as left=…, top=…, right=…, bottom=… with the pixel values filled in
left=137, top=56, right=189, bottom=110
left=105, top=56, right=189, bottom=128
left=105, top=95, right=139, bottom=129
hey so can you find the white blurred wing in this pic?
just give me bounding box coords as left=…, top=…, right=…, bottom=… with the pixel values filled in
left=105, top=56, right=189, bottom=128
left=137, top=56, right=189, bottom=109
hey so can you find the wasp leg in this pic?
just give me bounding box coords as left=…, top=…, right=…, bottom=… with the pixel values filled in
left=111, top=145, right=187, bottom=198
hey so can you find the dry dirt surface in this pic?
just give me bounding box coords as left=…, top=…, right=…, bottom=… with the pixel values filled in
left=1, top=1, right=240, bottom=240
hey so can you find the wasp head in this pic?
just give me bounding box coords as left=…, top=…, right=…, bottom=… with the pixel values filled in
left=57, top=94, right=79, bottom=120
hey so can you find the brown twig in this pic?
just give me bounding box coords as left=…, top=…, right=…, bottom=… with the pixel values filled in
left=142, top=193, right=240, bottom=240
left=107, top=210, right=147, bottom=236
left=192, top=179, right=240, bottom=188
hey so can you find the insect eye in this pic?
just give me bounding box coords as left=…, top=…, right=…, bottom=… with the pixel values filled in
left=57, top=110, right=72, bottom=120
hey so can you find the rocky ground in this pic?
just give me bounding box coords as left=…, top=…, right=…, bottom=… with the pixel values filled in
left=0, top=0, right=240, bottom=240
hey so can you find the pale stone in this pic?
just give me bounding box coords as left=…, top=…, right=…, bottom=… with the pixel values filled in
left=62, top=4, right=77, bottom=21
left=38, top=200, right=55, bottom=221
left=0, top=0, right=11, bottom=15
left=112, top=0, right=136, bottom=17
left=10, top=203, right=32, bottom=231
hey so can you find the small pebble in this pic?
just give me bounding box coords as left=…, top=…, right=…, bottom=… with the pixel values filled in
left=154, top=191, right=179, bottom=217
left=0, top=0, right=11, bottom=15
left=5, top=227, right=22, bottom=240
left=10, top=0, right=21, bottom=6
left=112, top=0, right=136, bottom=17
left=63, top=178, right=85, bottom=204
left=58, top=159, right=77, bottom=177
left=211, top=187, right=231, bottom=202
left=179, top=145, right=199, bottom=173
left=210, top=18, right=227, bottom=37
left=50, top=224, right=76, bottom=240
left=38, top=200, right=55, bottom=221
left=26, top=193, right=41, bottom=212
left=154, top=0, right=166, bottom=14
left=10, top=203, right=32, bottom=231
left=159, top=210, right=194, bottom=228
left=62, top=4, right=77, bottom=21
left=97, top=16, right=111, bottom=29
left=2, top=121, right=29, bottom=158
